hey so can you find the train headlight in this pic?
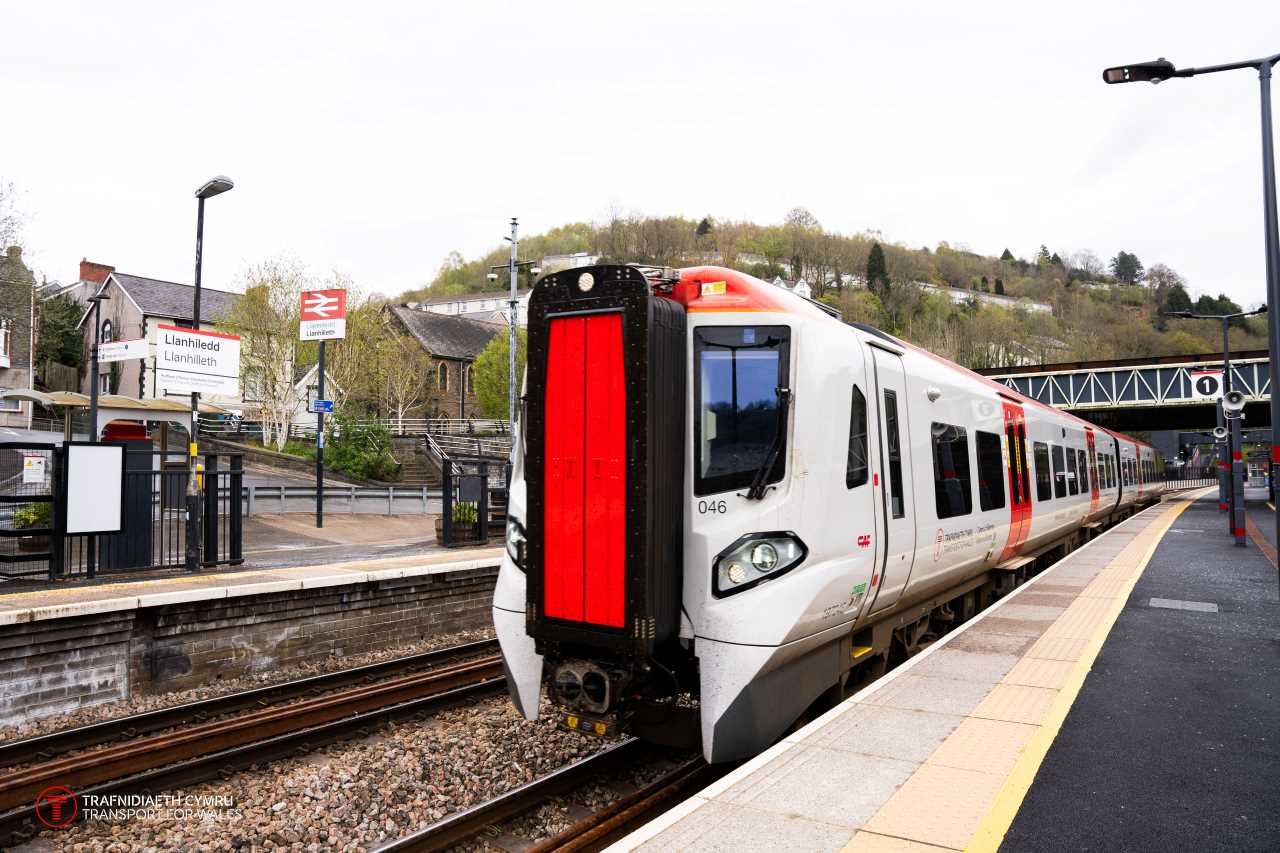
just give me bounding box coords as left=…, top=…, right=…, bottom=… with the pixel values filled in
left=714, top=532, right=808, bottom=597
left=505, top=518, right=527, bottom=569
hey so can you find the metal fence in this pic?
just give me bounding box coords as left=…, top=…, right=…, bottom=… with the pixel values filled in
left=440, top=458, right=508, bottom=547
left=244, top=485, right=442, bottom=515
left=0, top=446, right=243, bottom=581
left=201, top=416, right=511, bottom=439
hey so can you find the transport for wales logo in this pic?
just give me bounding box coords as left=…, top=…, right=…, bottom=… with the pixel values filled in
left=35, top=785, right=78, bottom=828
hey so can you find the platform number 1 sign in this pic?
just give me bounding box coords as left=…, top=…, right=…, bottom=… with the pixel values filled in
left=1190, top=369, right=1223, bottom=401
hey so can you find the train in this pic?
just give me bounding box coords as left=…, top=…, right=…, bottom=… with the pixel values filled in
left=493, top=264, right=1165, bottom=763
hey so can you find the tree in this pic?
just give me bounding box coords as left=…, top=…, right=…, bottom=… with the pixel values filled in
left=1069, top=249, right=1104, bottom=280
left=696, top=216, right=714, bottom=238
left=865, top=242, right=889, bottom=296
left=1163, top=283, right=1192, bottom=314
left=1109, top=251, right=1144, bottom=284
left=1035, top=245, right=1053, bottom=267
left=220, top=259, right=311, bottom=451
left=1050, top=252, right=1063, bottom=267
left=36, top=294, right=83, bottom=367
left=472, top=326, right=527, bottom=419
left=325, top=296, right=386, bottom=413
left=1000, top=248, right=1015, bottom=261
left=0, top=180, right=22, bottom=249
left=377, top=334, right=434, bottom=431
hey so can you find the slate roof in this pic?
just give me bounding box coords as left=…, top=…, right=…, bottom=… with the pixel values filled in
left=416, top=288, right=529, bottom=306
left=111, top=273, right=240, bottom=322
left=388, top=304, right=502, bottom=361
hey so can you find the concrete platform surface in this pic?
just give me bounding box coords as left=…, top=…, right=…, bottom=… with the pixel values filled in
left=609, top=490, right=1243, bottom=853
left=0, top=545, right=503, bottom=625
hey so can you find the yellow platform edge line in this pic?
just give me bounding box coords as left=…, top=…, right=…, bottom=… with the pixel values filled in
left=963, top=495, right=1198, bottom=853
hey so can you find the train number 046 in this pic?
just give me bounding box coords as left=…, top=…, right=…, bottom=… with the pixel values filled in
left=697, top=499, right=728, bottom=515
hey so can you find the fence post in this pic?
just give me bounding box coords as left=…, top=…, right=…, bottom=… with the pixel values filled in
left=247, top=485, right=256, bottom=517
left=387, top=487, right=394, bottom=516
left=442, top=459, right=453, bottom=546
left=421, top=486, right=428, bottom=514
left=478, top=461, right=489, bottom=545
left=280, top=487, right=287, bottom=514
left=229, top=454, right=243, bottom=565
left=202, top=453, right=219, bottom=566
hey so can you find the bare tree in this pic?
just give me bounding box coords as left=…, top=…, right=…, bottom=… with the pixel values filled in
left=377, top=334, right=434, bottom=432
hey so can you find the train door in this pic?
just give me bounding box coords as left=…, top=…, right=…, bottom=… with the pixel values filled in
left=867, top=346, right=916, bottom=614
left=998, top=402, right=1031, bottom=561
left=1085, top=430, right=1100, bottom=515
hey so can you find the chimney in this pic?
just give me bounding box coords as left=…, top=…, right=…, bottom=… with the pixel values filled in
left=79, top=259, right=114, bottom=284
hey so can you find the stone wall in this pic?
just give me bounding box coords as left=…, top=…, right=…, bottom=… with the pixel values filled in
left=0, top=564, right=498, bottom=727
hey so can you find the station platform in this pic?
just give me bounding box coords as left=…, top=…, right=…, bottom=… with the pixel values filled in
left=612, top=489, right=1280, bottom=852
left=0, top=545, right=502, bottom=626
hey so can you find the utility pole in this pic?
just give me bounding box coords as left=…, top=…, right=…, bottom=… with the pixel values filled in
left=508, top=218, right=518, bottom=430
left=316, top=340, right=326, bottom=528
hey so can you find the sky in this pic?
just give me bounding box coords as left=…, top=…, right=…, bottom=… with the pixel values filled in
left=2, top=1, right=1278, bottom=307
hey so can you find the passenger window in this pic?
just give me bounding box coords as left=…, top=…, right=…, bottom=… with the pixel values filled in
left=883, top=391, right=905, bottom=518
left=1034, top=441, right=1052, bottom=502
left=1066, top=447, right=1079, bottom=496
left=976, top=431, right=1005, bottom=511
left=1017, top=424, right=1031, bottom=503
left=846, top=386, right=868, bottom=488
left=1078, top=449, right=1089, bottom=492
left=1052, top=445, right=1067, bottom=498
left=931, top=422, right=972, bottom=519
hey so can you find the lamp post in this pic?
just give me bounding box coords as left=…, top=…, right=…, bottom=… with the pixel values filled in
left=1165, top=307, right=1265, bottom=546
left=1106, top=53, right=1280, bottom=570
left=86, top=292, right=110, bottom=442
left=186, top=175, right=234, bottom=571
left=487, top=219, right=540, bottom=433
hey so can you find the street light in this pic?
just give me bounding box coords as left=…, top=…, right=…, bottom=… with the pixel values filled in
left=87, top=292, right=110, bottom=442
left=186, top=175, right=234, bottom=571
left=1164, top=306, right=1266, bottom=546
left=489, top=218, right=539, bottom=434
left=1107, top=52, right=1280, bottom=572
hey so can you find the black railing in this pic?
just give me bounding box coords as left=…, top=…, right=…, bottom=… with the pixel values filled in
left=0, top=446, right=243, bottom=581
left=440, top=458, right=508, bottom=548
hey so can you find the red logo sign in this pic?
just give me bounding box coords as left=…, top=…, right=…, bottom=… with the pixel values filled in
left=35, top=786, right=78, bottom=828
left=857, top=534, right=871, bottom=548
left=300, top=289, right=347, bottom=321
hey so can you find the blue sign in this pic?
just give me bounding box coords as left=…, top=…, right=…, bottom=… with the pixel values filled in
left=310, top=399, right=334, bottom=414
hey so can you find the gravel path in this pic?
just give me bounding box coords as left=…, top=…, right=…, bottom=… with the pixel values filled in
left=25, top=696, right=611, bottom=852
left=0, top=627, right=495, bottom=746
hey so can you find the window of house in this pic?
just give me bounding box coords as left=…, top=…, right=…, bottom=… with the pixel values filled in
left=846, top=386, right=868, bottom=489
left=1052, top=444, right=1067, bottom=498
left=976, top=430, right=1005, bottom=511
left=101, top=319, right=114, bottom=344
left=883, top=390, right=904, bottom=517
left=1034, top=441, right=1052, bottom=502
left=932, top=422, right=972, bottom=519
left=0, top=319, right=11, bottom=362
left=438, top=362, right=449, bottom=392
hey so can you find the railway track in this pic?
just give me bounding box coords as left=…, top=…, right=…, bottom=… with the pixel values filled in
left=0, top=640, right=505, bottom=847
left=374, top=740, right=730, bottom=853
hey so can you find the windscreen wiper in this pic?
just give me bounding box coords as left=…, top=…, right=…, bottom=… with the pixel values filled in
left=744, top=387, right=792, bottom=501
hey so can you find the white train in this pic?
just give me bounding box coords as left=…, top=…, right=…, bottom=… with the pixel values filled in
left=494, top=264, right=1164, bottom=763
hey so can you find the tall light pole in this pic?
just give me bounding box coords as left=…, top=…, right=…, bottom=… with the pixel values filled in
left=1165, top=307, right=1265, bottom=546
left=186, top=175, right=234, bottom=571
left=488, top=219, right=539, bottom=433
left=1105, top=53, right=1280, bottom=574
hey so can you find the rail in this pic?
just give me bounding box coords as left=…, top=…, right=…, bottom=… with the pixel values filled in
left=201, top=417, right=511, bottom=438
left=242, top=484, right=441, bottom=515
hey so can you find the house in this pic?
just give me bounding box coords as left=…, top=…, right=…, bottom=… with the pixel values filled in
left=0, top=247, right=36, bottom=427
left=73, top=261, right=242, bottom=406
left=239, top=362, right=342, bottom=434
left=407, top=289, right=531, bottom=326
left=384, top=304, right=501, bottom=419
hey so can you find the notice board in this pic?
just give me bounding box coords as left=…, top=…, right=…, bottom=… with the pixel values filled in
left=65, top=443, right=126, bottom=534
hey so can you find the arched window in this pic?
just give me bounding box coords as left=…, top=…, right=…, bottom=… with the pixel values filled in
left=101, top=319, right=114, bottom=343
left=437, top=362, right=449, bottom=391
left=465, top=364, right=474, bottom=393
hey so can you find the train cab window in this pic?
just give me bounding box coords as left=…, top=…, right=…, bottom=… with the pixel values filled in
left=976, top=431, right=1005, bottom=511
left=846, top=386, right=868, bottom=488
left=884, top=391, right=905, bottom=518
left=1065, top=447, right=1079, bottom=496
left=931, top=422, right=972, bottom=519
left=1034, top=441, right=1052, bottom=502
left=1052, top=445, right=1067, bottom=498
left=694, top=325, right=791, bottom=496
left=1077, top=449, right=1089, bottom=492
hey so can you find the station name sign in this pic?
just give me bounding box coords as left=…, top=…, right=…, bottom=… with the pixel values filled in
left=155, top=325, right=241, bottom=396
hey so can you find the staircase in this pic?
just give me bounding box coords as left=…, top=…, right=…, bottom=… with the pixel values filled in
left=392, top=437, right=442, bottom=487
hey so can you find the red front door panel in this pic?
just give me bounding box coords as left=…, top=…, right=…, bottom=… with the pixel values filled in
left=543, top=313, right=626, bottom=628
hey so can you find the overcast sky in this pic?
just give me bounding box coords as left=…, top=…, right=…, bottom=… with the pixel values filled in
left=3, top=1, right=1277, bottom=307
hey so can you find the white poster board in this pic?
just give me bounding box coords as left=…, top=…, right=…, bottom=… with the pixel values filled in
left=65, top=443, right=125, bottom=534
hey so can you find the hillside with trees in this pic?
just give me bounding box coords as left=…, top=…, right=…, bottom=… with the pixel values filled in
left=408, top=209, right=1268, bottom=370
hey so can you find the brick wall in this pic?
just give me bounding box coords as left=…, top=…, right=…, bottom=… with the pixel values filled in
left=0, top=564, right=498, bottom=727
